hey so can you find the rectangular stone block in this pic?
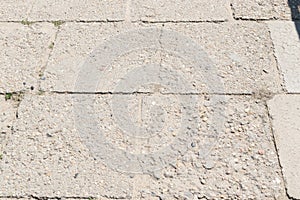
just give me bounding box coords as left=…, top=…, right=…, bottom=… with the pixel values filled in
left=0, top=95, right=17, bottom=163
left=0, top=23, right=56, bottom=93
left=268, top=21, right=300, bottom=93
left=268, top=94, right=300, bottom=199
left=41, top=22, right=281, bottom=94
left=28, top=0, right=126, bottom=21
left=0, top=0, right=34, bottom=21
left=0, top=94, right=284, bottom=198
left=231, top=0, right=299, bottom=20
left=40, top=22, right=162, bottom=93
left=130, top=0, right=231, bottom=22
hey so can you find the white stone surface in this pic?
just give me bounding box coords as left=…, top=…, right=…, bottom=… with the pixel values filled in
left=0, top=96, right=16, bottom=155
left=0, top=23, right=56, bottom=92
left=268, top=94, right=300, bottom=199
left=231, top=0, right=296, bottom=20
left=0, top=94, right=284, bottom=198
left=0, top=0, right=34, bottom=21
left=130, top=0, right=231, bottom=22
left=41, top=22, right=281, bottom=94
left=268, top=21, right=300, bottom=93
left=28, top=0, right=126, bottom=21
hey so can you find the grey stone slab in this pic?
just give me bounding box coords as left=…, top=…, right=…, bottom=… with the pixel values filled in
left=0, top=94, right=284, bottom=198
left=268, top=21, right=300, bottom=93
left=130, top=0, right=231, bottom=22
left=41, top=22, right=281, bottom=94
left=28, top=0, right=126, bottom=21
left=268, top=94, right=300, bottom=199
left=231, top=0, right=299, bottom=20
left=0, top=0, right=34, bottom=21
left=0, top=23, right=56, bottom=93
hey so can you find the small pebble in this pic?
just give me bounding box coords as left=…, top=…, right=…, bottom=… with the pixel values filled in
left=74, top=173, right=79, bottom=178
left=203, top=160, right=215, bottom=170
left=194, top=161, right=202, bottom=168
left=200, top=179, right=206, bottom=185
left=183, top=191, right=194, bottom=199
left=191, top=142, right=196, bottom=147
left=153, top=170, right=161, bottom=179
left=258, top=150, right=264, bottom=155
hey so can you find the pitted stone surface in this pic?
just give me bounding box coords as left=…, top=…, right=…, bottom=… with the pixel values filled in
left=0, top=0, right=34, bottom=21
left=231, top=0, right=299, bottom=20
left=0, top=94, right=284, bottom=198
left=0, top=23, right=56, bottom=93
left=130, top=0, right=231, bottom=22
left=268, top=21, right=300, bottom=93
left=0, top=0, right=298, bottom=199
left=140, top=96, right=284, bottom=199
left=28, top=0, right=126, bottom=21
left=0, top=96, right=16, bottom=157
left=0, top=94, right=133, bottom=198
left=162, top=22, right=281, bottom=94
left=268, top=95, right=300, bottom=199
left=41, top=22, right=280, bottom=94
left=40, top=22, right=162, bottom=92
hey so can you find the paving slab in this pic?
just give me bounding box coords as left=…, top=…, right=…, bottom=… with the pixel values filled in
left=130, top=0, right=231, bottom=22
left=41, top=22, right=281, bottom=94
left=231, top=0, right=300, bottom=20
left=28, top=0, right=126, bottom=21
left=268, top=94, right=300, bottom=199
left=0, top=95, right=17, bottom=157
left=0, top=94, right=284, bottom=198
left=0, top=0, right=34, bottom=21
left=0, top=199, right=34, bottom=200
left=0, top=23, right=56, bottom=93
left=40, top=22, right=162, bottom=93
left=268, top=21, right=300, bottom=93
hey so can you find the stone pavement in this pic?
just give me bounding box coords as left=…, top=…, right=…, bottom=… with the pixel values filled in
left=0, top=0, right=299, bottom=199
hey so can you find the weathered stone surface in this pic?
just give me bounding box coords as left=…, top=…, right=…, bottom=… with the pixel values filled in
left=40, top=22, right=162, bottom=93
left=0, top=0, right=34, bottom=21
left=268, top=21, right=300, bottom=93
left=41, top=22, right=281, bottom=94
left=0, top=94, right=133, bottom=198
left=162, top=22, right=282, bottom=94
left=268, top=94, right=300, bottom=199
left=0, top=94, right=283, bottom=198
left=231, top=0, right=299, bottom=20
left=0, top=23, right=56, bottom=93
left=130, top=0, right=231, bottom=22
left=28, top=0, right=126, bottom=21
left=0, top=95, right=16, bottom=157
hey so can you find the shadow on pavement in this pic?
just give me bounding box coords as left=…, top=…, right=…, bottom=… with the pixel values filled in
left=288, top=0, right=300, bottom=39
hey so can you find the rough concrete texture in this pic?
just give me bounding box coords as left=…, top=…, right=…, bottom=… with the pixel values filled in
left=130, top=0, right=231, bottom=22
left=2, top=0, right=300, bottom=199
left=0, top=94, right=133, bottom=198
left=41, top=22, right=281, bottom=94
left=268, top=21, right=300, bottom=93
left=0, top=23, right=56, bottom=93
left=268, top=95, right=300, bottom=199
left=28, top=0, right=126, bottom=21
left=0, top=94, right=284, bottom=199
left=231, top=0, right=299, bottom=20
left=40, top=22, right=158, bottom=93
left=0, top=0, right=35, bottom=21
left=0, top=95, right=17, bottom=158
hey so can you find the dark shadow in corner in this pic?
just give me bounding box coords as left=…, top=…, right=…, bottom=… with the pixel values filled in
left=288, top=0, right=300, bottom=39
